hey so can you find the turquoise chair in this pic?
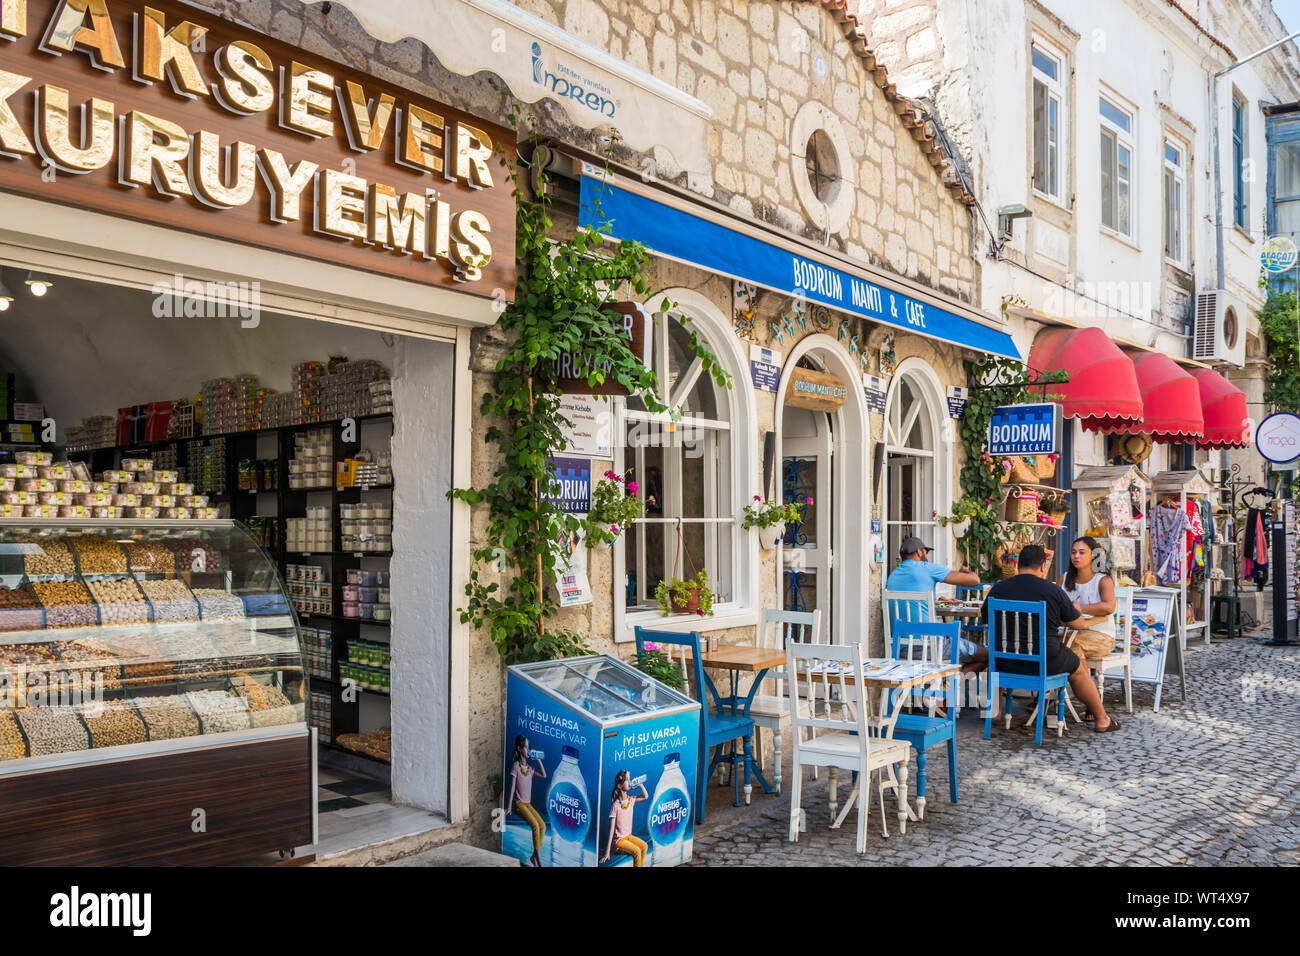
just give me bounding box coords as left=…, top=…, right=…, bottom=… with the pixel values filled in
left=634, top=626, right=755, bottom=822
left=889, top=621, right=960, bottom=819
left=985, top=598, right=1070, bottom=747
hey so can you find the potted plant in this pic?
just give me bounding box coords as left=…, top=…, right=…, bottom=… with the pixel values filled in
left=655, top=569, right=714, bottom=617
left=627, top=641, right=685, bottom=689
left=936, top=498, right=996, bottom=539
left=586, top=470, right=648, bottom=549
left=742, top=495, right=809, bottom=549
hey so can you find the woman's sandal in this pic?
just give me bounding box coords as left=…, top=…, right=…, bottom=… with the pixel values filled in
left=1094, top=717, right=1121, bottom=733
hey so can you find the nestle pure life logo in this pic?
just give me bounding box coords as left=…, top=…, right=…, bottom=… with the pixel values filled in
left=648, top=787, right=690, bottom=841
left=531, top=42, right=619, bottom=117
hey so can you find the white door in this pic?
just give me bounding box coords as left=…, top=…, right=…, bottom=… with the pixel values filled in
left=781, top=405, right=833, bottom=633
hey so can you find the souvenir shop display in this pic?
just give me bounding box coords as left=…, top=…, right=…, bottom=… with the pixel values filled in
left=1151, top=470, right=1216, bottom=645
left=1071, top=465, right=1152, bottom=585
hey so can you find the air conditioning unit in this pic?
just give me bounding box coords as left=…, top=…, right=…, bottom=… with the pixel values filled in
left=1193, top=290, right=1247, bottom=366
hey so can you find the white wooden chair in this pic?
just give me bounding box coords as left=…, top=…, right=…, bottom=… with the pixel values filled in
left=743, top=608, right=821, bottom=794
left=785, top=640, right=913, bottom=853
left=1094, top=585, right=1134, bottom=714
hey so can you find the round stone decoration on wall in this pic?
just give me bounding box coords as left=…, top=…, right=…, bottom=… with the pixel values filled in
left=791, top=103, right=855, bottom=235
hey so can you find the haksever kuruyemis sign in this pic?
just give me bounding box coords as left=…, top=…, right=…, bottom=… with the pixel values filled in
left=0, top=0, right=516, bottom=296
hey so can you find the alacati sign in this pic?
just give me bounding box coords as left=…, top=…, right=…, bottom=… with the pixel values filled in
left=0, top=0, right=516, bottom=295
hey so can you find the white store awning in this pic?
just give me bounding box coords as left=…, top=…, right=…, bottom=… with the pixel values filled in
left=296, top=0, right=712, bottom=174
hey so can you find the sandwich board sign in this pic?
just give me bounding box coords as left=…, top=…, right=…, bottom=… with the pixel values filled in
left=1107, top=587, right=1186, bottom=711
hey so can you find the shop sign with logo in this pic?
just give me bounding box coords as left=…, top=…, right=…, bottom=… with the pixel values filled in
left=863, top=374, right=887, bottom=414
left=988, top=403, right=1059, bottom=456
left=554, top=302, right=650, bottom=396
left=786, top=367, right=847, bottom=412
left=545, top=456, right=591, bottom=513
left=749, top=344, right=781, bottom=393
left=1256, top=412, right=1300, bottom=464
left=557, top=394, right=613, bottom=459
left=1261, top=236, right=1299, bottom=274
left=0, top=0, right=516, bottom=296
left=946, top=385, right=968, bottom=418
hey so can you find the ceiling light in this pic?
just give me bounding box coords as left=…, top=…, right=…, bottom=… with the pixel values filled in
left=0, top=280, right=11, bottom=311
left=25, top=272, right=52, bottom=297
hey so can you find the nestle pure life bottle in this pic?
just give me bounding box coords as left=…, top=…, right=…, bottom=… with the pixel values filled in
left=647, top=753, right=693, bottom=865
left=546, top=746, right=593, bottom=866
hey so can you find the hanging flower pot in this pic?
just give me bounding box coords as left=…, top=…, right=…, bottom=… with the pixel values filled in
left=670, top=588, right=702, bottom=614
left=588, top=523, right=617, bottom=551
left=949, top=516, right=971, bottom=538
left=758, top=521, right=785, bottom=550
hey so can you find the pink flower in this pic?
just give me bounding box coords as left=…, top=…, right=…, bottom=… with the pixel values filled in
left=806, top=497, right=814, bottom=505
left=696, top=610, right=705, bottom=617
left=1048, top=454, right=1059, bottom=462
left=1001, top=460, right=1013, bottom=472
left=610, top=524, right=619, bottom=534
left=604, top=470, right=620, bottom=481
left=626, top=480, right=639, bottom=495
left=644, top=642, right=658, bottom=651
left=753, top=494, right=762, bottom=502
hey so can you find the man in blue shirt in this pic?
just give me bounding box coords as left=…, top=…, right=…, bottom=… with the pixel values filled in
left=885, top=536, right=986, bottom=670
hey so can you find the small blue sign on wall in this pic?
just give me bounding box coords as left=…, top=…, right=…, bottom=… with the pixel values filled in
left=988, top=403, right=1060, bottom=456
left=546, top=456, right=592, bottom=513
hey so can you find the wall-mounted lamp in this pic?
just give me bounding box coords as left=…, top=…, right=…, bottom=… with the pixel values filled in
left=0, top=279, right=12, bottom=312
left=24, top=272, right=53, bottom=297
left=997, top=203, right=1034, bottom=244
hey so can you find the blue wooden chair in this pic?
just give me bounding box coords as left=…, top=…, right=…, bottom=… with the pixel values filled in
left=984, top=598, right=1070, bottom=747
left=954, top=583, right=990, bottom=709
left=634, top=626, right=755, bottom=822
left=889, top=621, right=960, bottom=819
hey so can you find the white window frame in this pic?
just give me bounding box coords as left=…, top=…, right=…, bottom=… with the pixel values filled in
left=1099, top=93, right=1136, bottom=241
left=1031, top=40, right=1066, bottom=205
left=1163, top=137, right=1187, bottom=267
left=613, top=288, right=757, bottom=642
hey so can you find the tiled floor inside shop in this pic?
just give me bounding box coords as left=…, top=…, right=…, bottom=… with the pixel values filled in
left=316, top=767, right=391, bottom=813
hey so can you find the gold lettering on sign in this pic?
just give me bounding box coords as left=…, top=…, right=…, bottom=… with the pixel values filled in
left=257, top=148, right=318, bottom=222
left=339, top=80, right=394, bottom=152
left=37, top=84, right=114, bottom=171
left=41, top=0, right=125, bottom=71
left=282, top=61, right=334, bottom=138
left=398, top=103, right=443, bottom=175
left=136, top=6, right=208, bottom=97
left=191, top=130, right=255, bottom=208
left=122, top=109, right=191, bottom=196
left=0, top=69, right=34, bottom=157
left=212, top=40, right=273, bottom=114
left=367, top=184, right=426, bottom=255
left=454, top=122, right=494, bottom=189
left=429, top=198, right=450, bottom=262
left=450, top=210, right=491, bottom=281
left=317, top=168, right=368, bottom=241
left=1, top=0, right=27, bottom=39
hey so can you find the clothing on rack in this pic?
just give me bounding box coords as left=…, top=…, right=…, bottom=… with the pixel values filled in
left=1243, top=508, right=1269, bottom=587
left=1150, top=503, right=1187, bottom=586
left=1184, top=498, right=1205, bottom=575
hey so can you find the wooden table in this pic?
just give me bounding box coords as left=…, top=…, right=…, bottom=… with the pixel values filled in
left=806, top=659, right=960, bottom=828
left=934, top=604, right=982, bottom=620
left=682, top=644, right=787, bottom=803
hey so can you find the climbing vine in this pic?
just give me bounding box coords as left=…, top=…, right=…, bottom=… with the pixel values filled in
left=1259, top=290, right=1300, bottom=411
left=946, top=358, right=1067, bottom=579
left=450, top=126, right=730, bottom=665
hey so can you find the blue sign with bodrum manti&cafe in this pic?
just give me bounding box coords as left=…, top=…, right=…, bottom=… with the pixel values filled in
left=987, top=403, right=1060, bottom=456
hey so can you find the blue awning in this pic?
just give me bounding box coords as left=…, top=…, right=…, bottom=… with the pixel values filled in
left=578, top=177, right=1021, bottom=360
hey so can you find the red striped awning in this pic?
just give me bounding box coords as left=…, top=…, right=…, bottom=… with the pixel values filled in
left=1117, top=351, right=1204, bottom=442
left=1189, top=367, right=1250, bottom=448
left=1027, top=327, right=1144, bottom=430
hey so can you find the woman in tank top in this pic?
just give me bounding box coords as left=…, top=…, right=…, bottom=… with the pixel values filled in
left=1056, top=536, right=1116, bottom=671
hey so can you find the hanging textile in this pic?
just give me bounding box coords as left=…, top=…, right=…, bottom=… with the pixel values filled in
left=1243, top=509, right=1269, bottom=587
left=1199, top=498, right=1215, bottom=544
left=1150, top=503, right=1188, bottom=585
left=1184, top=498, right=1205, bottom=574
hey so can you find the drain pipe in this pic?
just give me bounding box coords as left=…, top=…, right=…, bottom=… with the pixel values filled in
left=1211, top=29, right=1300, bottom=287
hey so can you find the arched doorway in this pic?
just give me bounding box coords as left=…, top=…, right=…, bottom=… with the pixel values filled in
left=775, top=335, right=870, bottom=644
left=883, top=360, right=949, bottom=574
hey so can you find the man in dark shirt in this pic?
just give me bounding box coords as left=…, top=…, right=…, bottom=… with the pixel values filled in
left=981, top=545, right=1119, bottom=733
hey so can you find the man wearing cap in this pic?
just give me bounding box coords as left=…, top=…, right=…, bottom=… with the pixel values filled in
left=885, top=536, right=987, bottom=672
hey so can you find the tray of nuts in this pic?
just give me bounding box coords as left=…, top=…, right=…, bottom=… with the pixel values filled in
left=15, top=535, right=76, bottom=576
left=186, top=689, right=253, bottom=734
left=131, top=693, right=200, bottom=742
left=102, top=632, right=175, bottom=686
left=169, top=538, right=222, bottom=574
left=31, top=579, right=99, bottom=629
left=52, top=638, right=124, bottom=691
left=79, top=699, right=148, bottom=750
left=123, top=539, right=177, bottom=576
left=0, top=584, right=44, bottom=632
left=138, top=579, right=200, bottom=623
left=15, top=705, right=90, bottom=756
left=191, top=588, right=246, bottom=621
left=0, top=709, right=27, bottom=761
left=69, top=535, right=128, bottom=574
left=86, top=576, right=152, bottom=627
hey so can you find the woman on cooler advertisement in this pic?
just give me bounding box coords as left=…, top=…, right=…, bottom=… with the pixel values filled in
left=601, top=769, right=649, bottom=866
left=505, top=734, right=547, bottom=867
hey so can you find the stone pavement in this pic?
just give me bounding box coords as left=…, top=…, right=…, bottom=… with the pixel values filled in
left=688, top=635, right=1300, bottom=866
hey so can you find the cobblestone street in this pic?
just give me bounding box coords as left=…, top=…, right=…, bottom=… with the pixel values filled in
left=689, top=635, right=1300, bottom=866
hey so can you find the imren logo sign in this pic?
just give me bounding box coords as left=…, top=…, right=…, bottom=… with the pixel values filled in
left=530, top=42, right=618, bottom=118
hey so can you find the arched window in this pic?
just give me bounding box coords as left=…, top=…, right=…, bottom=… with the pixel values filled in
left=884, top=369, right=940, bottom=573
left=622, top=311, right=734, bottom=611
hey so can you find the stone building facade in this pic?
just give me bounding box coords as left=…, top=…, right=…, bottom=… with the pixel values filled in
left=185, top=0, right=1009, bottom=852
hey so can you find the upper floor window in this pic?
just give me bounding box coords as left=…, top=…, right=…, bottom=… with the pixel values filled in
left=1163, top=140, right=1185, bottom=264
left=1099, top=95, right=1134, bottom=239
left=1032, top=43, right=1065, bottom=202
left=1232, top=94, right=1248, bottom=230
